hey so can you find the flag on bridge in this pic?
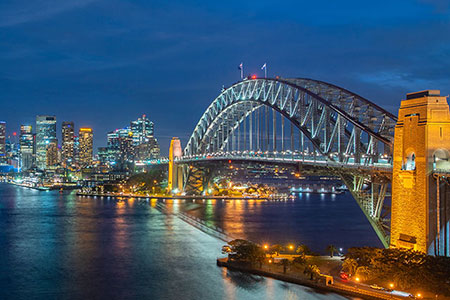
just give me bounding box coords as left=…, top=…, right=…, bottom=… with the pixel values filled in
left=261, top=63, right=267, bottom=78
left=238, top=62, right=243, bottom=79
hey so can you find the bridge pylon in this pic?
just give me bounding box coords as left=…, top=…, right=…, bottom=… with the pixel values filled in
left=168, top=137, right=183, bottom=194
left=391, top=90, right=450, bottom=256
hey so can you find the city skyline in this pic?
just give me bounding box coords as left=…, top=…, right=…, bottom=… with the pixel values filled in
left=1, top=1, right=450, bottom=153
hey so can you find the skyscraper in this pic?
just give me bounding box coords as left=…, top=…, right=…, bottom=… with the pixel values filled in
left=20, top=125, right=34, bottom=170
left=78, top=128, right=93, bottom=168
left=131, top=114, right=154, bottom=145
left=0, top=121, right=5, bottom=163
left=62, top=121, right=75, bottom=167
left=36, top=115, right=57, bottom=169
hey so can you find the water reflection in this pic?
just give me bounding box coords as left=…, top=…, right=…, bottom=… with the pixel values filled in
left=0, top=184, right=361, bottom=299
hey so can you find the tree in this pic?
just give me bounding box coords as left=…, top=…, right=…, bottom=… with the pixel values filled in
left=226, top=239, right=266, bottom=266
left=304, top=264, right=320, bottom=280
left=296, top=244, right=312, bottom=255
left=342, top=258, right=358, bottom=276
left=281, top=259, right=290, bottom=274
left=270, top=244, right=284, bottom=256
left=293, top=254, right=307, bottom=266
left=326, top=244, right=337, bottom=257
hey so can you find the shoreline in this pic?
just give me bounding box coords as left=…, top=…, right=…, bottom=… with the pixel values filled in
left=76, top=191, right=277, bottom=200
left=216, top=258, right=405, bottom=300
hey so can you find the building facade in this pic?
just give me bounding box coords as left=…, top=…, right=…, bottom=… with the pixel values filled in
left=20, top=125, right=34, bottom=170
left=78, top=128, right=93, bottom=168
left=36, top=115, right=57, bottom=169
left=0, top=121, right=5, bottom=163
left=131, top=114, right=154, bottom=145
left=62, top=121, right=75, bottom=167
left=391, top=90, right=450, bottom=256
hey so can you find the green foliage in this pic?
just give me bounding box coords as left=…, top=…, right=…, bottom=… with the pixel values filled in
left=326, top=244, right=337, bottom=257
left=342, top=258, right=358, bottom=275
left=296, top=244, right=313, bottom=255
left=293, top=254, right=308, bottom=266
left=345, top=247, right=450, bottom=295
left=281, top=258, right=290, bottom=274
left=270, top=244, right=285, bottom=255
left=125, top=169, right=167, bottom=193
left=226, top=239, right=266, bottom=265
left=304, top=264, right=321, bottom=280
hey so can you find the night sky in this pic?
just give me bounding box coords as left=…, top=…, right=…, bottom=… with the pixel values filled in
left=1, top=0, right=449, bottom=154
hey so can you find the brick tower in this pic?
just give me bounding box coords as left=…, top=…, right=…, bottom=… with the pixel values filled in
left=391, top=90, right=450, bottom=254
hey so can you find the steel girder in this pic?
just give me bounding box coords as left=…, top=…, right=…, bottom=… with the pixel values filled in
left=184, top=78, right=396, bottom=166
left=182, top=78, right=396, bottom=246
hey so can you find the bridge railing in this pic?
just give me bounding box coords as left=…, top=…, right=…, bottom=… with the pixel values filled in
left=143, top=151, right=393, bottom=170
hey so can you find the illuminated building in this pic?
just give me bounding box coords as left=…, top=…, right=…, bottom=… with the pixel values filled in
left=168, top=137, right=183, bottom=193
left=106, top=127, right=134, bottom=169
left=46, top=139, right=58, bottom=168
left=135, top=136, right=160, bottom=160
left=131, top=114, right=154, bottom=145
left=78, top=128, right=93, bottom=168
left=36, top=115, right=57, bottom=169
left=101, top=115, right=159, bottom=170
left=98, top=147, right=119, bottom=166
left=62, top=121, right=75, bottom=167
left=20, top=125, right=34, bottom=170
left=0, top=121, right=5, bottom=163
left=391, top=90, right=450, bottom=255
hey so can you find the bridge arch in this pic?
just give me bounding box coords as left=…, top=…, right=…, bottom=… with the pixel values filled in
left=181, top=78, right=397, bottom=247
left=185, top=78, right=397, bottom=166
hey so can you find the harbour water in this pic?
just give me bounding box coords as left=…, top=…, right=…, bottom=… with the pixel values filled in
left=0, top=183, right=376, bottom=299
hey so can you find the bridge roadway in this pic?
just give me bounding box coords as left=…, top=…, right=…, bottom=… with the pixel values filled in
left=144, top=153, right=392, bottom=175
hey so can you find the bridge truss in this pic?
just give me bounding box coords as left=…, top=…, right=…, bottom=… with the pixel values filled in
left=182, top=78, right=397, bottom=247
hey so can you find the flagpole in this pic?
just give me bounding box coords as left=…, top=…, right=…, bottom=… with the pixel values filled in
left=241, top=63, right=244, bottom=80
left=265, top=65, right=267, bottom=78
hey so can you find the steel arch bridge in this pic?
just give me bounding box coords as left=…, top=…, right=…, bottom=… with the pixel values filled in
left=169, top=77, right=397, bottom=247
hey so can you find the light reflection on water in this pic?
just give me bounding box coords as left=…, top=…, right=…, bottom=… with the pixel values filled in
left=0, top=184, right=364, bottom=299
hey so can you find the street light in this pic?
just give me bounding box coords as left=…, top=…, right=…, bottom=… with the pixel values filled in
left=289, top=244, right=294, bottom=251
left=389, top=283, right=394, bottom=289
left=263, top=244, right=269, bottom=250
left=355, top=277, right=360, bottom=282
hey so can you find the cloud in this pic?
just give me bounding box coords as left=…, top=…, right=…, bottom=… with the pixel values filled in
left=0, top=0, right=97, bottom=27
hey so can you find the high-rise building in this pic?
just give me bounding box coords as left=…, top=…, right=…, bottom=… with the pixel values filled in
left=131, top=114, right=154, bottom=145
left=0, top=121, right=5, bottom=163
left=107, top=127, right=134, bottom=168
left=46, top=140, right=58, bottom=168
left=20, top=125, right=34, bottom=170
left=135, top=136, right=160, bottom=160
left=78, top=128, right=93, bottom=168
left=62, top=121, right=75, bottom=167
left=36, top=115, right=57, bottom=169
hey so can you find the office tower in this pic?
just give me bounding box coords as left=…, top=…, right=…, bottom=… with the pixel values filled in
left=46, top=140, right=58, bottom=168
left=0, top=121, right=5, bottom=163
left=36, top=115, right=57, bottom=169
left=20, top=125, right=34, bottom=170
left=131, top=114, right=154, bottom=145
left=107, top=127, right=134, bottom=168
left=135, top=136, right=160, bottom=160
left=62, top=121, right=75, bottom=167
left=78, top=128, right=93, bottom=168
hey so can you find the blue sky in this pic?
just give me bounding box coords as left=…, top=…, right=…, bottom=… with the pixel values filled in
left=1, top=0, right=449, bottom=153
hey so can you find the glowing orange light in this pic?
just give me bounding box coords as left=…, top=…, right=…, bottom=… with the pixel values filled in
left=251, top=75, right=257, bottom=79
left=263, top=244, right=269, bottom=250
left=268, top=259, right=272, bottom=263
left=389, top=283, right=394, bottom=288
left=289, top=245, right=294, bottom=250
left=355, top=277, right=360, bottom=282
left=13, top=132, right=16, bottom=136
